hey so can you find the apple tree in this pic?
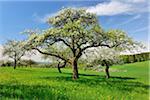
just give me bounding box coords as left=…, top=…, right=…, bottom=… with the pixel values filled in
left=23, top=8, right=138, bottom=79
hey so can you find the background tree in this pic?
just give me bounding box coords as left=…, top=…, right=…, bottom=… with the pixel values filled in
left=24, top=8, right=138, bottom=79
left=42, top=54, right=67, bottom=73
left=3, top=40, right=26, bottom=69
left=25, top=50, right=36, bottom=67
left=85, top=48, right=122, bottom=78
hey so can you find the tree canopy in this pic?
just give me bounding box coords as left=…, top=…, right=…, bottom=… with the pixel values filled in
left=23, top=8, right=139, bottom=79
left=3, top=40, right=26, bottom=69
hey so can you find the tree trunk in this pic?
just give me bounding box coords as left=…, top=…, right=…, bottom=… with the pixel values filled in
left=103, top=60, right=110, bottom=78
left=14, top=59, right=17, bottom=69
left=58, top=67, right=62, bottom=73
left=105, top=66, right=110, bottom=78
left=72, top=59, right=79, bottom=79
left=57, top=62, right=62, bottom=73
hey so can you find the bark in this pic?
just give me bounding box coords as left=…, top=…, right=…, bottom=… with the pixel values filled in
left=57, top=61, right=66, bottom=73
left=105, top=66, right=110, bottom=78
left=103, top=60, right=110, bottom=78
left=72, top=59, right=79, bottom=79
left=14, top=59, right=17, bottom=69
left=57, top=62, right=62, bottom=73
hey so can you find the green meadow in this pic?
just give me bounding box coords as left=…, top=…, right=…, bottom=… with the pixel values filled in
left=0, top=61, right=149, bottom=100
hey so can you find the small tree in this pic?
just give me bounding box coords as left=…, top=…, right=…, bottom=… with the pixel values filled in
left=3, top=40, right=26, bottom=69
left=24, top=8, right=138, bottom=79
left=57, top=59, right=66, bottom=73
left=42, top=55, right=67, bottom=73
left=86, top=48, right=121, bottom=78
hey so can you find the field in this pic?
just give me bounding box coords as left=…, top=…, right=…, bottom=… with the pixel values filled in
left=0, top=61, right=149, bottom=100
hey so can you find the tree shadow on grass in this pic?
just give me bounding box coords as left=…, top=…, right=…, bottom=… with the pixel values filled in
left=0, top=84, right=69, bottom=100
left=60, top=72, right=136, bottom=80
left=79, top=73, right=136, bottom=80
left=79, top=73, right=100, bottom=76
left=110, top=76, right=136, bottom=80
left=40, top=73, right=149, bottom=94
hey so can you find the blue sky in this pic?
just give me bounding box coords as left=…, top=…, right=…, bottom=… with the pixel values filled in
left=0, top=0, right=149, bottom=46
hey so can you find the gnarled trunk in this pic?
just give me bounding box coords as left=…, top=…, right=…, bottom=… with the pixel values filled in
left=103, top=60, right=110, bottom=78
left=57, top=61, right=66, bottom=73
left=72, top=59, right=79, bottom=79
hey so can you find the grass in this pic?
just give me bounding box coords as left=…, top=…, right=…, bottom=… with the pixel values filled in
left=0, top=61, right=149, bottom=100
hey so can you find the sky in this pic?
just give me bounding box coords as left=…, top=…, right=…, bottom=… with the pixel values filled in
left=0, top=0, right=149, bottom=61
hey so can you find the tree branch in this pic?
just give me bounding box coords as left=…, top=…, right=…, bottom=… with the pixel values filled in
left=32, top=47, right=68, bottom=62
left=58, top=61, right=66, bottom=68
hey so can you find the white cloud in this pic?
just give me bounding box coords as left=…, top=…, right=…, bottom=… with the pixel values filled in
left=32, top=12, right=56, bottom=23
left=120, top=0, right=146, bottom=3
left=40, top=13, right=57, bottom=23
left=86, top=0, right=148, bottom=16
left=87, top=1, right=131, bottom=16
left=32, top=13, right=57, bottom=23
left=116, top=14, right=141, bottom=26
left=33, top=0, right=148, bottom=23
left=131, top=27, right=148, bottom=33
left=32, top=13, right=41, bottom=23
